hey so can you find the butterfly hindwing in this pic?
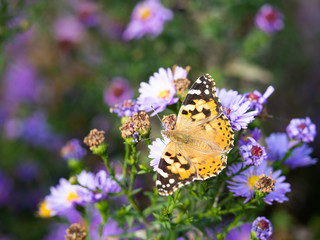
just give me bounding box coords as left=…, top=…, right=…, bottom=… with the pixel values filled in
left=156, top=142, right=197, bottom=196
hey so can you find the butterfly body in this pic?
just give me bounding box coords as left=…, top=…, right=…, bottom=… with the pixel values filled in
left=156, top=74, right=234, bottom=196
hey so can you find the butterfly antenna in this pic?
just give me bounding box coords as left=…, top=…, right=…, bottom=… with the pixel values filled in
left=150, top=105, right=164, bottom=126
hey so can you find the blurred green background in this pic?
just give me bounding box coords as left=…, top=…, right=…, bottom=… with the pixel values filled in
left=0, top=0, right=319, bottom=239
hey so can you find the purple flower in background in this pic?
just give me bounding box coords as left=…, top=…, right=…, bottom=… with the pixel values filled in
left=227, top=161, right=291, bottom=204
left=123, top=0, right=173, bottom=40
left=138, top=67, right=179, bottom=116
left=2, top=58, right=42, bottom=108
left=239, top=137, right=267, bottom=166
left=255, top=4, right=284, bottom=34
left=76, top=170, right=121, bottom=203
left=244, top=86, right=274, bottom=114
left=53, top=16, right=85, bottom=44
left=216, top=88, right=258, bottom=131
left=45, top=178, right=86, bottom=216
left=225, top=223, right=251, bottom=240
left=61, top=139, right=86, bottom=161
left=148, top=136, right=170, bottom=171
left=0, top=170, right=13, bottom=206
left=110, top=99, right=140, bottom=117
left=252, top=216, right=273, bottom=240
left=104, top=77, right=134, bottom=107
left=43, top=223, right=69, bottom=240
left=76, top=1, right=100, bottom=27
left=286, top=117, right=316, bottom=143
left=239, top=127, right=261, bottom=146
left=89, top=208, right=123, bottom=240
left=3, top=118, right=24, bottom=140
left=21, top=111, right=62, bottom=149
left=15, top=161, right=39, bottom=182
left=266, top=133, right=317, bottom=169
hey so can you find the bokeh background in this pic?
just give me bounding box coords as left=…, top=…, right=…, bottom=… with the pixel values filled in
left=0, top=0, right=319, bottom=239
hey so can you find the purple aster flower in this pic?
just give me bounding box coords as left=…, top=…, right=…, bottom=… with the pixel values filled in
left=266, top=133, right=317, bottom=169
left=0, top=170, right=13, bottom=206
left=216, top=88, right=258, bottom=131
left=76, top=170, right=121, bottom=202
left=239, top=137, right=267, bottom=166
left=244, top=86, right=274, bottom=114
left=21, top=111, right=62, bottom=149
left=45, top=178, right=87, bottom=216
left=239, top=127, right=262, bottom=146
left=252, top=216, right=273, bottom=240
left=225, top=223, right=251, bottom=240
left=110, top=99, right=140, bottom=117
left=61, top=139, right=87, bottom=161
left=89, top=208, right=123, bottom=240
left=227, top=161, right=291, bottom=204
left=148, top=136, right=170, bottom=171
left=138, top=67, right=180, bottom=116
left=104, top=77, right=134, bottom=107
left=2, top=58, right=42, bottom=108
left=123, top=0, right=173, bottom=41
left=76, top=1, right=100, bottom=27
left=53, top=16, right=85, bottom=45
left=286, top=117, right=316, bottom=143
left=255, top=4, right=284, bottom=34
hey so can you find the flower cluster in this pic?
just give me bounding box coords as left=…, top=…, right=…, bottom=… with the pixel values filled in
left=39, top=170, right=121, bottom=218
left=61, top=139, right=87, bottom=161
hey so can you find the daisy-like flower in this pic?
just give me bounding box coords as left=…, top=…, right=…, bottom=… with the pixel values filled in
left=110, top=99, right=140, bottom=118
left=123, top=0, right=173, bottom=41
left=266, top=133, right=317, bottom=169
left=77, top=170, right=121, bottom=202
left=61, top=139, right=87, bottom=161
left=239, top=127, right=262, bottom=146
left=239, top=138, right=267, bottom=166
left=244, top=86, right=274, bottom=114
left=225, top=223, right=251, bottom=240
left=148, top=136, right=170, bottom=171
left=45, top=178, right=86, bottom=215
left=104, top=77, right=134, bottom=107
left=138, top=67, right=182, bottom=116
left=216, top=88, right=258, bottom=131
left=226, top=161, right=291, bottom=204
left=286, top=117, right=316, bottom=143
left=252, top=216, right=273, bottom=240
left=255, top=4, right=284, bottom=34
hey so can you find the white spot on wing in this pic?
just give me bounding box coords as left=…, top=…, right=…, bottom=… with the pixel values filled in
left=196, top=78, right=202, bottom=84
left=156, top=180, right=161, bottom=185
left=204, top=89, right=210, bottom=95
left=169, top=179, right=175, bottom=184
left=157, top=168, right=168, bottom=178
left=189, top=89, right=201, bottom=95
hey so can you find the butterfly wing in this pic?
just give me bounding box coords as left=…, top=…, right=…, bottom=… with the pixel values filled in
left=175, top=74, right=234, bottom=179
left=156, top=141, right=198, bottom=196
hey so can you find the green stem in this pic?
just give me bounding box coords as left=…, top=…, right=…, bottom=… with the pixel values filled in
left=169, top=189, right=180, bottom=214
left=129, top=144, right=137, bottom=194
left=272, top=142, right=303, bottom=169
left=122, top=143, right=130, bottom=185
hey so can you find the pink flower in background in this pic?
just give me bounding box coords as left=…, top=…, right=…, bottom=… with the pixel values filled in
left=123, top=0, right=173, bottom=40
left=76, top=1, right=100, bottom=27
left=255, top=5, right=284, bottom=34
left=53, top=16, right=85, bottom=44
left=104, top=77, right=133, bottom=107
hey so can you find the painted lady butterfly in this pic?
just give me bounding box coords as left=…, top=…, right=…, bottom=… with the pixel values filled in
left=156, top=74, right=234, bottom=196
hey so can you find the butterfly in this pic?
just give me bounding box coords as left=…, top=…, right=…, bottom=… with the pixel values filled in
left=156, top=74, right=234, bottom=196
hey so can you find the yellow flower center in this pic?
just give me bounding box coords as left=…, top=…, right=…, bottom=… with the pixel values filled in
left=158, top=90, right=170, bottom=100
left=67, top=190, right=79, bottom=203
left=248, top=175, right=259, bottom=189
left=38, top=201, right=51, bottom=218
left=138, top=5, right=152, bottom=20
